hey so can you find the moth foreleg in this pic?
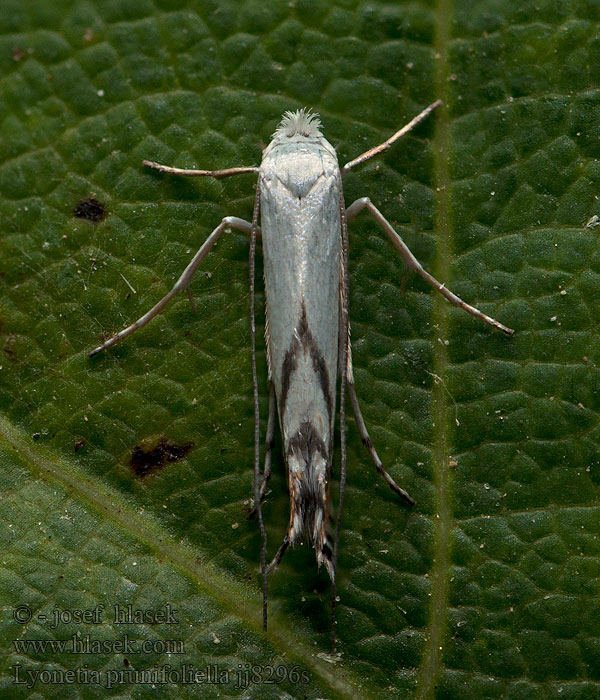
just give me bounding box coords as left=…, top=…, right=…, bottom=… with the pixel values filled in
left=247, top=382, right=276, bottom=519
left=143, top=160, right=258, bottom=179
left=341, top=100, right=442, bottom=176
left=345, top=197, right=514, bottom=335
left=89, top=216, right=254, bottom=357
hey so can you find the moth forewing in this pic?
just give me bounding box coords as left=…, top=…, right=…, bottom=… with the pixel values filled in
left=88, top=102, right=513, bottom=649
left=259, top=111, right=342, bottom=579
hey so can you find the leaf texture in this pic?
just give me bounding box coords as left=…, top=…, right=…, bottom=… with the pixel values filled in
left=0, top=1, right=599, bottom=698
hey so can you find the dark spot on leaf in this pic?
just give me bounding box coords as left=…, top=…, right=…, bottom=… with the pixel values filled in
left=74, top=198, right=106, bottom=222
left=130, top=438, right=193, bottom=478
left=74, top=438, right=87, bottom=452
left=32, top=433, right=40, bottom=440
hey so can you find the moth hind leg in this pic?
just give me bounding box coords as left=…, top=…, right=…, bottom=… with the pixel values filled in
left=265, top=535, right=290, bottom=576
left=317, top=535, right=335, bottom=581
left=264, top=530, right=336, bottom=581
left=247, top=382, right=276, bottom=519
left=344, top=337, right=416, bottom=505
left=347, top=378, right=415, bottom=505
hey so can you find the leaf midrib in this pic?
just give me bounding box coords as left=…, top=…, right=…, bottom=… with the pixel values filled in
left=0, top=413, right=374, bottom=700
left=416, top=0, right=454, bottom=696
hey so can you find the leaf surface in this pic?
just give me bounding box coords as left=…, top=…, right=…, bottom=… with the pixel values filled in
left=0, top=1, right=599, bottom=698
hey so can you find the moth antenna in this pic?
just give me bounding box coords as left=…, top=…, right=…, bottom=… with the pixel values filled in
left=249, top=181, right=268, bottom=632
left=331, top=192, right=351, bottom=652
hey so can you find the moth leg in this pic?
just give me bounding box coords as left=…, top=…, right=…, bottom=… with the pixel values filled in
left=247, top=382, right=276, bottom=519
left=340, top=326, right=416, bottom=505
left=265, top=535, right=290, bottom=576
left=143, top=160, right=258, bottom=179
left=89, top=216, right=255, bottom=357
left=341, top=100, right=442, bottom=176
left=348, top=382, right=416, bottom=506
left=345, top=197, right=514, bottom=335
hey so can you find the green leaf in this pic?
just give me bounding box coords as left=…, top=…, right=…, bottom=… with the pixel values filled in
left=0, top=1, right=599, bottom=698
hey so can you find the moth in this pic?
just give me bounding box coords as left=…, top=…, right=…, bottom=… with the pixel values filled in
left=89, top=103, right=513, bottom=648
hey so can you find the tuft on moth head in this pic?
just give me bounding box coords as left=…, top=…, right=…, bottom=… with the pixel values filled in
left=272, top=108, right=323, bottom=139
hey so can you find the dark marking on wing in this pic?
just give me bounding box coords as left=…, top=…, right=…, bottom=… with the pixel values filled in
left=280, top=300, right=333, bottom=423
left=286, top=420, right=328, bottom=464
left=280, top=345, right=297, bottom=417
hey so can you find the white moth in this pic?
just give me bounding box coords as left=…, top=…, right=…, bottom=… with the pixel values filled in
left=89, top=103, right=513, bottom=648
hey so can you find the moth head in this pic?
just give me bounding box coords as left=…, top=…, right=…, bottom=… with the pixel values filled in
left=272, top=108, right=323, bottom=140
